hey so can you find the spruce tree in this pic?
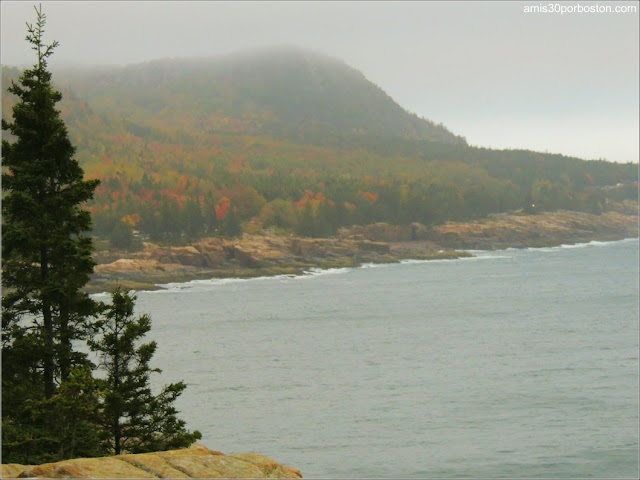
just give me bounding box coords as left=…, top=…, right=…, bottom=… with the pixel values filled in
left=1, top=5, right=102, bottom=462
left=222, top=206, right=243, bottom=238
left=89, top=288, right=201, bottom=455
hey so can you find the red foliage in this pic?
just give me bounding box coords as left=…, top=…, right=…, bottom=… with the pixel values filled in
left=216, top=196, right=231, bottom=219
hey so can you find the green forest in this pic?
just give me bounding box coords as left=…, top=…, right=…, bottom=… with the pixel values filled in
left=2, top=47, right=637, bottom=250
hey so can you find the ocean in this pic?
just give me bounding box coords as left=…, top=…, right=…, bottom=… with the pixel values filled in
left=95, top=238, right=639, bottom=478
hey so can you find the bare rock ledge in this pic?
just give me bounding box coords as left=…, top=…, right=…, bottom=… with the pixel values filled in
left=1, top=444, right=302, bottom=479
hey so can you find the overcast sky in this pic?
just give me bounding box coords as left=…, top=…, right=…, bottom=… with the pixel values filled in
left=2, top=1, right=638, bottom=163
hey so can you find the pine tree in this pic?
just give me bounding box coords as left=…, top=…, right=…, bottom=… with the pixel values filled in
left=1, top=5, right=102, bottom=462
left=222, top=206, right=243, bottom=238
left=89, top=288, right=201, bottom=455
left=203, top=192, right=219, bottom=235
left=296, top=202, right=316, bottom=237
left=183, top=197, right=204, bottom=240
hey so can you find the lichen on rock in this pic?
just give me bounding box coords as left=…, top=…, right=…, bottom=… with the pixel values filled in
left=1, top=444, right=302, bottom=479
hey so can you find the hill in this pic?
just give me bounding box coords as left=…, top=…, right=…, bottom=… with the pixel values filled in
left=51, top=46, right=467, bottom=145
left=2, top=48, right=638, bottom=246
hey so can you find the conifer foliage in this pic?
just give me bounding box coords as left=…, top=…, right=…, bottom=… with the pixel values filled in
left=89, top=288, right=201, bottom=455
left=1, top=5, right=103, bottom=463
left=2, top=6, right=199, bottom=464
left=1, top=3, right=100, bottom=400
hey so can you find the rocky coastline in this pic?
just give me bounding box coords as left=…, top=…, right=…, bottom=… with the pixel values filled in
left=1, top=444, right=302, bottom=479
left=88, top=209, right=638, bottom=293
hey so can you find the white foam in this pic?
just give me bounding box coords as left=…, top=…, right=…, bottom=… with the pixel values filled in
left=157, top=274, right=297, bottom=292
left=300, top=267, right=352, bottom=277
left=527, top=238, right=638, bottom=252
left=359, top=262, right=400, bottom=270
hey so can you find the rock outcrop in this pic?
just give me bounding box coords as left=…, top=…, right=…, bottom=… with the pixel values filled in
left=1, top=444, right=302, bottom=479
left=88, top=209, right=638, bottom=292
left=419, top=210, right=639, bottom=250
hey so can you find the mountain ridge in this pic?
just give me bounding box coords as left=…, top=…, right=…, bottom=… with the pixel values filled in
left=47, top=46, right=467, bottom=145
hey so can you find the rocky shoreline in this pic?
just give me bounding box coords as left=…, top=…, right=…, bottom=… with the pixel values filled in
left=88, top=209, right=638, bottom=293
left=1, top=444, right=302, bottom=479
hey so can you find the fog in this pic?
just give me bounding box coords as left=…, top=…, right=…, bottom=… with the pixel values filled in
left=1, top=1, right=638, bottom=163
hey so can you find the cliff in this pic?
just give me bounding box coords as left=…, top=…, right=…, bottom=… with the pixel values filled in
left=88, top=209, right=638, bottom=292
left=1, top=444, right=302, bottom=479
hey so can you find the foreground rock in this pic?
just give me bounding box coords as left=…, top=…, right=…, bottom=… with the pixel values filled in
left=1, top=444, right=302, bottom=479
left=88, top=209, right=638, bottom=292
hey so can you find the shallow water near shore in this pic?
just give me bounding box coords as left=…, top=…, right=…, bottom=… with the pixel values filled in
left=107, top=238, right=639, bottom=478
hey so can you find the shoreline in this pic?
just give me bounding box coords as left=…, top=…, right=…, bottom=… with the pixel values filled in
left=87, top=209, right=638, bottom=294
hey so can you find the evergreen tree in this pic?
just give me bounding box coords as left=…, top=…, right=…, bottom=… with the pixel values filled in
left=203, top=192, right=219, bottom=235
left=89, top=288, right=201, bottom=455
left=296, top=203, right=315, bottom=237
left=183, top=197, right=204, bottom=240
left=1, top=5, right=102, bottom=462
left=222, top=206, right=243, bottom=238
left=108, top=220, right=136, bottom=250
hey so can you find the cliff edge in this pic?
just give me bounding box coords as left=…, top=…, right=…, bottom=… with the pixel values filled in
left=1, top=444, right=302, bottom=479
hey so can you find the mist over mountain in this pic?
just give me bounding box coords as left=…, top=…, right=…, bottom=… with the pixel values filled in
left=51, top=46, right=467, bottom=145
left=2, top=47, right=637, bottom=244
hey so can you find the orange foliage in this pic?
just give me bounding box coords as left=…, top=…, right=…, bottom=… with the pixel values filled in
left=121, top=213, right=140, bottom=227
left=216, top=196, right=231, bottom=219
left=359, top=191, right=378, bottom=203
left=296, top=190, right=314, bottom=209
left=296, top=190, right=327, bottom=210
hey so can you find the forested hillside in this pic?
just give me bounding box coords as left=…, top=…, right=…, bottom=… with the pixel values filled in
left=2, top=48, right=637, bottom=247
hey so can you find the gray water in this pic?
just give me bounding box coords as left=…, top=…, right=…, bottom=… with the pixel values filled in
left=99, top=238, right=639, bottom=478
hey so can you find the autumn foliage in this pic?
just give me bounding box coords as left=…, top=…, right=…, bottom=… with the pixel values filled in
left=1, top=60, right=637, bottom=245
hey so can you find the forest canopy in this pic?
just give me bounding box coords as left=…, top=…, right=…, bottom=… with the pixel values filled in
left=2, top=49, right=637, bottom=246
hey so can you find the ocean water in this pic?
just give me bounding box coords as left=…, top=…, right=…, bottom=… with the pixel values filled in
left=101, top=238, right=639, bottom=478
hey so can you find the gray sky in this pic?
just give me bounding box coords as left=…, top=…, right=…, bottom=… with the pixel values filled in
left=2, top=1, right=639, bottom=163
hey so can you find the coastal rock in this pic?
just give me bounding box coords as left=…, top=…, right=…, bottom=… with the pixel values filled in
left=89, top=209, right=638, bottom=292
left=343, top=222, right=412, bottom=242
left=421, top=210, right=639, bottom=249
left=357, top=240, right=391, bottom=254
left=223, top=245, right=262, bottom=268
left=289, top=238, right=327, bottom=257
left=1, top=444, right=302, bottom=479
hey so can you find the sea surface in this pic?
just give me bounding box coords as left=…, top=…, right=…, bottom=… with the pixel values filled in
left=96, top=238, right=639, bottom=478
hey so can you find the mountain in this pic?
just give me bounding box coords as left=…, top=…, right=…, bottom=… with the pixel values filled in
left=2, top=48, right=638, bottom=245
left=52, top=46, right=467, bottom=145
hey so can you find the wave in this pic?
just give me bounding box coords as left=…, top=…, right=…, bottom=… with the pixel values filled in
left=299, top=267, right=352, bottom=278
left=528, top=238, right=638, bottom=252
left=359, top=262, right=393, bottom=269
left=152, top=267, right=354, bottom=292
left=469, top=237, right=638, bottom=254
left=401, top=254, right=511, bottom=264
left=157, top=274, right=298, bottom=291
